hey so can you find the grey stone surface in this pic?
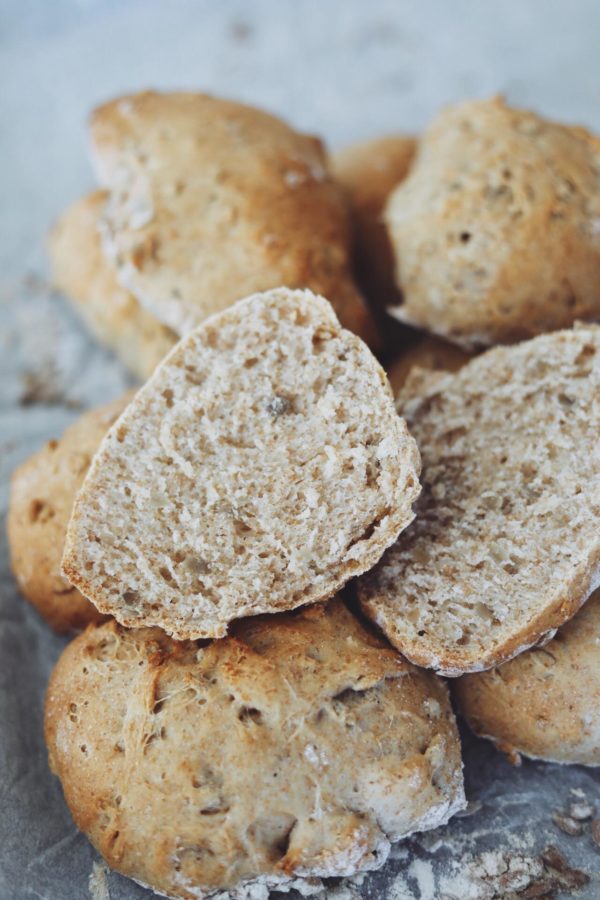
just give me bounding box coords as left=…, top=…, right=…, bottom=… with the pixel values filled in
left=0, top=1, right=599, bottom=897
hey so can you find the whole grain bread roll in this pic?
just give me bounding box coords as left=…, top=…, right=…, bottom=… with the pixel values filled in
left=455, top=589, right=600, bottom=766
left=62, top=288, right=420, bottom=640
left=8, top=395, right=132, bottom=632
left=49, top=192, right=177, bottom=380
left=90, top=90, right=377, bottom=347
left=358, top=326, right=600, bottom=676
left=332, top=135, right=416, bottom=314
left=386, top=97, right=600, bottom=347
left=45, top=599, right=465, bottom=898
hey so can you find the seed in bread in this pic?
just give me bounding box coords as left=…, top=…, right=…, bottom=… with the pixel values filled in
left=62, top=288, right=421, bottom=640
left=386, top=97, right=600, bottom=347
left=358, top=326, right=600, bottom=676
left=332, top=135, right=416, bottom=312
left=455, top=588, right=600, bottom=766
left=8, top=395, right=132, bottom=632
left=90, top=90, right=377, bottom=347
left=386, top=334, right=473, bottom=395
left=44, top=599, right=465, bottom=898
left=48, top=191, right=177, bottom=380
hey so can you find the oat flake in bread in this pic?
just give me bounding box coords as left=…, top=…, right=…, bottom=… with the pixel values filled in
left=8, top=395, right=132, bottom=632
left=455, top=588, right=600, bottom=766
left=49, top=191, right=177, bottom=380
left=386, top=96, right=600, bottom=347
left=62, top=288, right=420, bottom=640
left=90, top=90, right=378, bottom=346
left=332, top=135, right=416, bottom=313
left=44, top=599, right=465, bottom=899
left=358, top=326, right=600, bottom=676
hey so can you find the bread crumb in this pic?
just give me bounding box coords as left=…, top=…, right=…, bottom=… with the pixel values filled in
left=568, top=802, right=595, bottom=821
left=552, top=811, right=584, bottom=836
left=89, top=860, right=110, bottom=900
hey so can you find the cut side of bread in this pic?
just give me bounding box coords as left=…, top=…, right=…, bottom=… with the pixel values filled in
left=62, top=289, right=420, bottom=640
left=90, top=90, right=377, bottom=347
left=8, top=395, right=133, bottom=632
left=45, top=599, right=465, bottom=898
left=455, top=588, right=600, bottom=766
left=386, top=97, right=600, bottom=347
left=48, top=191, right=177, bottom=380
left=358, top=327, right=600, bottom=676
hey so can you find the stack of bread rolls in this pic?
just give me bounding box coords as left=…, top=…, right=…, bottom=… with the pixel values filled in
left=8, top=91, right=600, bottom=899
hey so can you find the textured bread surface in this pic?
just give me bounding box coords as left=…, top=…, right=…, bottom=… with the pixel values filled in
left=48, top=191, right=177, bottom=380
left=8, top=395, right=132, bottom=632
left=62, top=289, right=420, bottom=640
left=455, top=589, right=600, bottom=765
left=386, top=97, right=600, bottom=347
left=332, top=136, right=416, bottom=313
left=359, top=327, right=600, bottom=675
left=45, top=599, right=465, bottom=898
left=90, top=90, right=376, bottom=346
left=386, top=334, right=473, bottom=394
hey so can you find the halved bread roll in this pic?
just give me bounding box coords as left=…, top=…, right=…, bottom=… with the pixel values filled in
left=359, top=326, right=600, bottom=675
left=62, top=289, right=420, bottom=640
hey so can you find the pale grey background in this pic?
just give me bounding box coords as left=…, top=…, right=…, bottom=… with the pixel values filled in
left=1, top=1, right=599, bottom=898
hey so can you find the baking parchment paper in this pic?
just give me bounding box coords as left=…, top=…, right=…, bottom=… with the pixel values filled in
left=1, top=2, right=599, bottom=897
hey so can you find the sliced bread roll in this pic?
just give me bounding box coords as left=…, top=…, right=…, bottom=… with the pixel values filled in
left=386, top=97, right=600, bottom=347
left=8, top=395, right=132, bottom=632
left=358, top=327, right=600, bottom=676
left=48, top=192, right=177, bottom=380
left=62, top=289, right=420, bottom=640
left=90, top=90, right=377, bottom=346
left=45, top=599, right=465, bottom=898
left=332, top=135, right=416, bottom=314
left=455, top=589, right=600, bottom=765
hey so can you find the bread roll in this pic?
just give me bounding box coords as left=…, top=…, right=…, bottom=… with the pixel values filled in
left=90, top=90, right=377, bottom=346
left=49, top=192, right=176, bottom=380
left=455, top=589, right=600, bottom=765
left=386, top=97, right=600, bottom=347
left=332, top=135, right=416, bottom=313
left=386, top=334, right=473, bottom=394
left=45, top=600, right=465, bottom=897
left=8, top=395, right=132, bottom=631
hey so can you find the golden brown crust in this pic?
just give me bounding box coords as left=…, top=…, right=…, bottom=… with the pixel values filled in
left=386, top=97, right=600, bottom=347
left=90, top=91, right=378, bottom=348
left=386, top=334, right=473, bottom=394
left=455, top=589, right=600, bottom=765
left=7, top=395, right=133, bottom=632
left=332, top=136, right=416, bottom=314
left=48, top=191, right=177, bottom=380
left=45, top=600, right=464, bottom=897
